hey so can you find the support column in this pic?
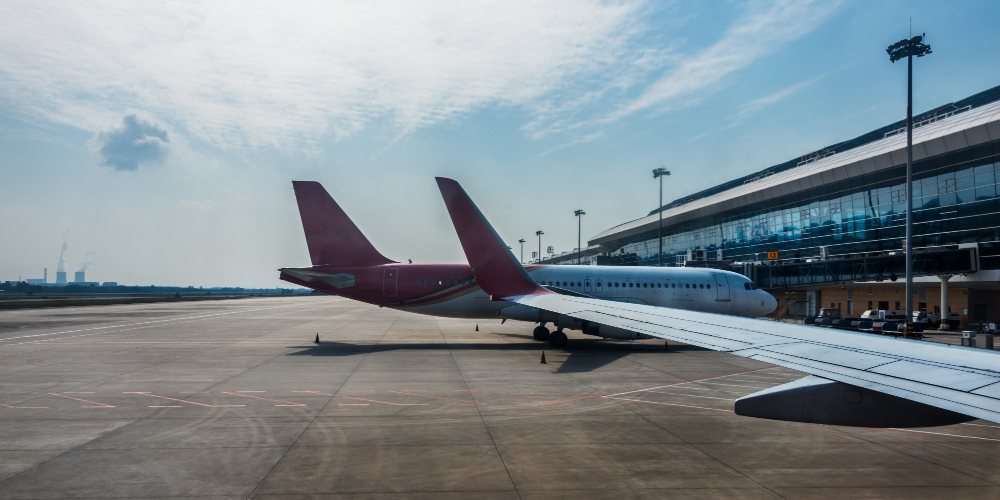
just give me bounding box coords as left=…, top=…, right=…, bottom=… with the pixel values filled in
left=939, top=275, right=951, bottom=330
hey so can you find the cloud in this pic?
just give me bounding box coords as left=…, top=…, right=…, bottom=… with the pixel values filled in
left=97, top=115, right=169, bottom=171
left=607, top=0, right=843, bottom=123
left=0, top=1, right=651, bottom=149
left=56, top=230, right=68, bottom=273
left=77, top=251, right=95, bottom=272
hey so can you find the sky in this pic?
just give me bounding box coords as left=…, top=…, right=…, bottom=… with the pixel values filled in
left=2, top=0, right=999, bottom=288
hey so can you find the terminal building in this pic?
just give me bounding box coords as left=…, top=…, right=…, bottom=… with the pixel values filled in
left=545, top=84, right=1000, bottom=326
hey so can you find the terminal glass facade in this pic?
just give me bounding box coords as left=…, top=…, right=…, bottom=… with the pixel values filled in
left=618, top=140, right=1000, bottom=269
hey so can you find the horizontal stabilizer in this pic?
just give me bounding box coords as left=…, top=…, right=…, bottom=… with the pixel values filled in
left=279, top=268, right=355, bottom=288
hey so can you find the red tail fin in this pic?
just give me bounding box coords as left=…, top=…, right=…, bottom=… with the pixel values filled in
left=292, top=181, right=394, bottom=267
left=436, top=177, right=547, bottom=297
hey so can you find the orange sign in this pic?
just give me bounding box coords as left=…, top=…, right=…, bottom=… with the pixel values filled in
left=766, top=251, right=779, bottom=260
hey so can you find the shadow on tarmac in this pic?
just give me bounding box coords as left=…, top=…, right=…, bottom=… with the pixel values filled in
left=286, top=339, right=708, bottom=373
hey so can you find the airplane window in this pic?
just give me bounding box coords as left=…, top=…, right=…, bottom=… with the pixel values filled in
left=657, top=283, right=661, bottom=288
left=563, top=281, right=567, bottom=286
left=438, top=280, right=442, bottom=285
left=744, top=283, right=751, bottom=290
left=415, top=280, right=420, bottom=285
left=642, top=283, right=647, bottom=288
left=685, top=284, right=690, bottom=288
left=423, top=280, right=428, bottom=285
left=628, top=283, right=633, bottom=288
left=615, top=282, right=619, bottom=287
left=699, top=284, right=704, bottom=289
left=446, top=280, right=451, bottom=285
left=671, top=283, right=675, bottom=288
left=707, top=284, right=711, bottom=289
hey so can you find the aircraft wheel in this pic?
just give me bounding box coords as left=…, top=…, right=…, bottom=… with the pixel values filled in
left=549, top=331, right=568, bottom=348
left=532, top=326, right=550, bottom=341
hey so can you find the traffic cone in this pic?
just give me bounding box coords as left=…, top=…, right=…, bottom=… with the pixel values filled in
left=475, top=324, right=479, bottom=331
left=314, top=333, right=320, bottom=344
left=540, top=351, right=547, bottom=364
left=664, top=340, right=669, bottom=351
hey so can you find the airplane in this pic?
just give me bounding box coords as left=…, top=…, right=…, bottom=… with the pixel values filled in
left=435, top=176, right=1000, bottom=428
left=279, top=181, right=777, bottom=347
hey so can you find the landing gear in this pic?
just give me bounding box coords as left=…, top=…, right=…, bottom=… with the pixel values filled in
left=549, top=330, right=568, bottom=348
left=532, top=325, right=550, bottom=341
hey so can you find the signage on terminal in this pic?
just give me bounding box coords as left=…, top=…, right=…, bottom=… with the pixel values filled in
left=766, top=251, right=779, bottom=260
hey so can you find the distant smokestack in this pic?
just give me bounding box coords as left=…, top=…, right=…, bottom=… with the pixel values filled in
left=44, top=268, right=47, bottom=283
left=74, top=271, right=85, bottom=283
left=56, top=271, right=67, bottom=285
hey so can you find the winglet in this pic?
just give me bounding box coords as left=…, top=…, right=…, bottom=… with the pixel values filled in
left=436, top=177, right=548, bottom=298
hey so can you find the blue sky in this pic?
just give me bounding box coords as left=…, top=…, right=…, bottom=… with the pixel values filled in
left=2, top=0, right=999, bottom=287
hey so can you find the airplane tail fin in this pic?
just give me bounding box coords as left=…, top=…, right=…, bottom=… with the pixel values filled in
left=435, top=177, right=547, bottom=298
left=292, top=181, right=395, bottom=267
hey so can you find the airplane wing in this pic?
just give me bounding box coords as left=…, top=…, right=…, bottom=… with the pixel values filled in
left=435, top=176, right=1000, bottom=428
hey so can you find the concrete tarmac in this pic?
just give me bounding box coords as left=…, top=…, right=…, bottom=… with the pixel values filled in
left=0, top=296, right=998, bottom=499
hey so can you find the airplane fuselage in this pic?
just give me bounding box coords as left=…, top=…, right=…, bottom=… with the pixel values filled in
left=281, top=263, right=777, bottom=320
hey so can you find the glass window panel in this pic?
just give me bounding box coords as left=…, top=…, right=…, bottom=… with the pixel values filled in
left=957, top=174, right=976, bottom=191
left=975, top=171, right=995, bottom=187
left=976, top=185, right=996, bottom=201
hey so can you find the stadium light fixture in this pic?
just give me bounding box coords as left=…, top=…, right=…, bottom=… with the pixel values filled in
left=653, top=167, right=670, bottom=267
left=574, top=210, right=586, bottom=265
left=887, top=33, right=931, bottom=338
left=517, top=239, right=526, bottom=264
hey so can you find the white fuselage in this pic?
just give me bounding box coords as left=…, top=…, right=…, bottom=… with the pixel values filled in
left=404, top=265, right=777, bottom=320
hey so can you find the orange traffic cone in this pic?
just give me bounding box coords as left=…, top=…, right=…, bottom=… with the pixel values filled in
left=314, top=333, right=320, bottom=344
left=664, top=340, right=669, bottom=351
left=540, top=351, right=547, bottom=364
left=475, top=324, right=479, bottom=331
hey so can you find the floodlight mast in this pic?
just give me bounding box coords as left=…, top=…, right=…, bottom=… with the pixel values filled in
left=653, top=168, right=671, bottom=267
left=887, top=34, right=931, bottom=338
left=535, top=231, right=544, bottom=264
left=574, top=210, right=586, bottom=265
left=517, top=239, right=526, bottom=264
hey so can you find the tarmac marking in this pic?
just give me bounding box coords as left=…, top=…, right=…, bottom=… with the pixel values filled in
left=516, top=367, right=776, bottom=406
left=0, top=304, right=298, bottom=345
left=124, top=392, right=245, bottom=407
left=884, top=428, right=1000, bottom=442
left=236, top=391, right=265, bottom=393
left=63, top=392, right=95, bottom=394
left=465, top=389, right=555, bottom=401
left=606, top=397, right=734, bottom=414
left=387, top=390, right=485, bottom=405
left=48, top=393, right=115, bottom=408
left=294, top=391, right=429, bottom=406
left=961, top=422, right=1000, bottom=430
left=338, top=404, right=369, bottom=406
left=0, top=403, right=48, bottom=409
left=646, top=391, right=735, bottom=401
left=149, top=405, right=184, bottom=408
left=220, top=391, right=306, bottom=406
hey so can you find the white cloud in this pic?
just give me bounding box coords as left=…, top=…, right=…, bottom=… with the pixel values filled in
left=0, top=0, right=651, bottom=149
left=607, top=0, right=844, bottom=122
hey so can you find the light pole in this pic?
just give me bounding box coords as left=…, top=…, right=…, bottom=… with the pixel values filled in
left=535, top=231, right=544, bottom=263
left=887, top=33, right=932, bottom=338
left=517, top=239, right=526, bottom=263
left=574, top=210, right=586, bottom=265
left=653, top=167, right=670, bottom=267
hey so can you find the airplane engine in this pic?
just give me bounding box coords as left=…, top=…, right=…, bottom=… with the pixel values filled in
left=581, top=321, right=653, bottom=341
left=735, top=375, right=974, bottom=428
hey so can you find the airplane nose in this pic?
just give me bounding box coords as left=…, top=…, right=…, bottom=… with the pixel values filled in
left=763, top=293, right=778, bottom=315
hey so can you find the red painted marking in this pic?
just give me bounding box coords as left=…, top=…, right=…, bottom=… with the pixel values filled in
left=516, top=367, right=776, bottom=406
left=387, top=390, right=485, bottom=405
left=606, top=397, right=733, bottom=413
left=48, top=393, right=115, bottom=408
left=149, top=405, right=183, bottom=408
left=338, top=403, right=369, bottom=406
left=236, top=391, right=265, bottom=393
left=297, top=391, right=428, bottom=406
left=124, top=392, right=245, bottom=407
left=220, top=392, right=306, bottom=406
left=466, top=389, right=554, bottom=401
left=63, top=392, right=95, bottom=394
left=0, top=403, right=48, bottom=409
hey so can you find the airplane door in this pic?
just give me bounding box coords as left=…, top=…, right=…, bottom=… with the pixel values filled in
left=585, top=279, right=591, bottom=293
left=383, top=268, right=398, bottom=296
left=713, top=273, right=730, bottom=301
left=596, top=279, right=603, bottom=293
